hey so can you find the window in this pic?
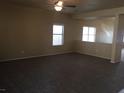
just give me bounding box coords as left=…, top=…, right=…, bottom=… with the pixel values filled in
left=52, top=25, right=64, bottom=46
left=82, top=26, right=96, bottom=42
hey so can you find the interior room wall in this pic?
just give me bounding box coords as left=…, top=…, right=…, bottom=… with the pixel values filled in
left=75, top=17, right=115, bottom=59
left=0, top=3, right=116, bottom=61
left=74, top=7, right=124, bottom=63
left=82, top=17, right=115, bottom=43
left=0, top=3, right=79, bottom=61
left=114, top=14, right=124, bottom=62
left=95, top=18, right=115, bottom=43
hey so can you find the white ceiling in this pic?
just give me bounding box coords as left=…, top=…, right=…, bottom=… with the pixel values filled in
left=3, top=0, right=124, bottom=14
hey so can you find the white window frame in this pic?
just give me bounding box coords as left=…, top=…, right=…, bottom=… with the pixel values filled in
left=52, top=24, right=64, bottom=46
left=82, top=26, right=96, bottom=42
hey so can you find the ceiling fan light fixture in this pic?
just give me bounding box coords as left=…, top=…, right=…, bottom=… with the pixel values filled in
left=54, top=5, right=63, bottom=11
left=54, top=0, right=63, bottom=12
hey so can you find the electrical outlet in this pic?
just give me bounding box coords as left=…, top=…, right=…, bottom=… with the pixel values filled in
left=21, top=50, right=24, bottom=54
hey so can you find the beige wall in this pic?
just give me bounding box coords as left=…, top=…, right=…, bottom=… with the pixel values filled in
left=83, top=17, right=115, bottom=43
left=113, top=14, right=124, bottom=62
left=73, top=7, right=124, bottom=62
left=75, top=17, right=115, bottom=59
left=0, top=3, right=79, bottom=61
left=76, top=41, right=112, bottom=59
left=0, top=3, right=115, bottom=61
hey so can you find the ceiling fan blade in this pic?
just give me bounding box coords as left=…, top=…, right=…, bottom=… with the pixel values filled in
left=64, top=5, right=76, bottom=8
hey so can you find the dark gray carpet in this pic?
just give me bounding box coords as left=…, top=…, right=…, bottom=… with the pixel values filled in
left=0, top=53, right=124, bottom=93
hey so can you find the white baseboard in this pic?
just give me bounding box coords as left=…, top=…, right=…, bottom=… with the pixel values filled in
left=0, top=51, right=73, bottom=62
left=110, top=61, right=116, bottom=64
left=76, top=51, right=111, bottom=60
left=110, top=60, right=120, bottom=64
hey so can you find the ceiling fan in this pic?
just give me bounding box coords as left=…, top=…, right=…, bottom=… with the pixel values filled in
left=54, top=0, right=76, bottom=11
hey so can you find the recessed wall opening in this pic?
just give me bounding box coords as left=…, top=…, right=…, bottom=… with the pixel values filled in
left=80, top=17, right=115, bottom=59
